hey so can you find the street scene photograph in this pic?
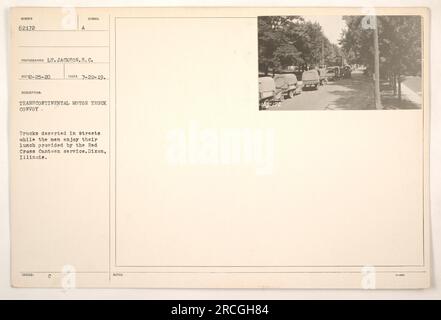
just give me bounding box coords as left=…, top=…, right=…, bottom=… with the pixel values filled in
left=258, top=15, right=422, bottom=110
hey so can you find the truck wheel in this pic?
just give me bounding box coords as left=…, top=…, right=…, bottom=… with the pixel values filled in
left=260, top=100, right=268, bottom=110
left=264, top=100, right=271, bottom=109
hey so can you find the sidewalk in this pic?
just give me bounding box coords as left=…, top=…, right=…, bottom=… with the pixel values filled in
left=401, top=76, right=422, bottom=105
left=380, top=77, right=422, bottom=109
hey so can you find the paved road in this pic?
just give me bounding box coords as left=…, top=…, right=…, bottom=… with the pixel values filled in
left=273, top=70, right=375, bottom=111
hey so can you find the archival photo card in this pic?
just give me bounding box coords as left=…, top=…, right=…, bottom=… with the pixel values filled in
left=9, top=7, right=430, bottom=289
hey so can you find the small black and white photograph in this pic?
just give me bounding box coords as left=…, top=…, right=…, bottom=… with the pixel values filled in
left=258, top=15, right=422, bottom=110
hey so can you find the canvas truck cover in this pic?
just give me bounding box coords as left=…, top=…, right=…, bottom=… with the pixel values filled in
left=259, top=76, right=276, bottom=99
left=274, top=74, right=297, bottom=89
left=302, top=70, right=319, bottom=81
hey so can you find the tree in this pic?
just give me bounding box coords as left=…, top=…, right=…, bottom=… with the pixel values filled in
left=378, top=16, right=422, bottom=100
left=258, top=16, right=304, bottom=75
left=340, top=15, right=422, bottom=100
left=258, top=16, right=342, bottom=74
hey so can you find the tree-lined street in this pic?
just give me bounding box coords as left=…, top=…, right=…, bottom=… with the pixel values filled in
left=272, top=70, right=421, bottom=111
left=258, top=15, right=422, bottom=110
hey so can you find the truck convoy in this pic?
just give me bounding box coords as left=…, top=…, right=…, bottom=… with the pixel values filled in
left=258, top=64, right=351, bottom=109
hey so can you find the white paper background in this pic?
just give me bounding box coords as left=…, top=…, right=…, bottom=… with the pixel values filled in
left=1, top=0, right=440, bottom=299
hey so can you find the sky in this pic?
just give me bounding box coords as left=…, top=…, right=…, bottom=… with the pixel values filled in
left=304, top=15, right=347, bottom=45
